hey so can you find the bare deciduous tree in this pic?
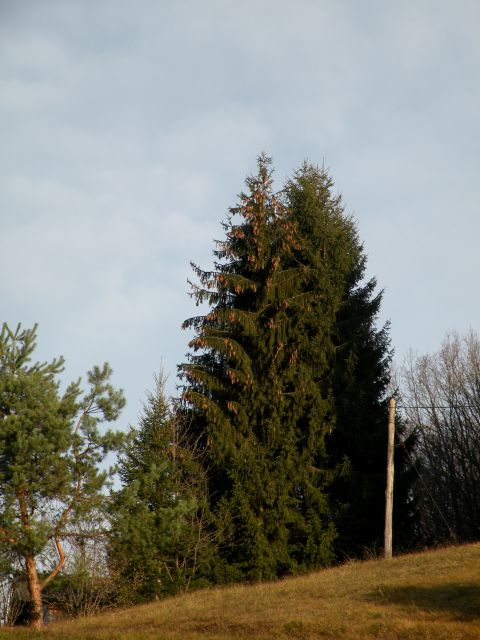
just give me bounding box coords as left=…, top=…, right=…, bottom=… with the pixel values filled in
left=401, top=331, right=480, bottom=544
left=0, top=575, right=22, bottom=627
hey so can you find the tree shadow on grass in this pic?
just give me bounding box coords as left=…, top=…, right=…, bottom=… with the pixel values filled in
left=366, top=582, right=480, bottom=621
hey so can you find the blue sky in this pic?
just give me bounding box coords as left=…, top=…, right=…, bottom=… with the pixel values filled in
left=1, top=0, right=479, bottom=430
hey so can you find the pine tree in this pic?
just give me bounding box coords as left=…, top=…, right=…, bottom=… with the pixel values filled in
left=109, top=373, right=211, bottom=601
left=0, top=324, right=125, bottom=628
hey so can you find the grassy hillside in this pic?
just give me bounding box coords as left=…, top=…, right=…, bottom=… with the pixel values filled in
left=2, top=544, right=480, bottom=639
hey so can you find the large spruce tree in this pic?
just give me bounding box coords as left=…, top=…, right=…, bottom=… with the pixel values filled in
left=181, top=155, right=324, bottom=581
left=180, top=155, right=401, bottom=579
left=284, top=164, right=396, bottom=557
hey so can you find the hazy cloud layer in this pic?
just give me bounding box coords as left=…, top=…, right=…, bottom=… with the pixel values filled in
left=1, top=0, right=479, bottom=426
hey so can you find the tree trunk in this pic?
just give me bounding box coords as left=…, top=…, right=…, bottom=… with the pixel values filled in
left=25, top=555, right=43, bottom=629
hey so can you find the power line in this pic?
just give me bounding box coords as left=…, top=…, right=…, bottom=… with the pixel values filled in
left=392, top=394, right=459, bottom=542
left=397, top=404, right=476, bottom=410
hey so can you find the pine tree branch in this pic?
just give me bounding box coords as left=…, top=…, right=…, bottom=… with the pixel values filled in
left=41, top=536, right=66, bottom=589
left=0, top=527, right=17, bottom=545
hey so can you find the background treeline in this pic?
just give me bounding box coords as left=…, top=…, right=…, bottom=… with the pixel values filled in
left=1, top=156, right=479, bottom=626
left=400, top=332, right=480, bottom=546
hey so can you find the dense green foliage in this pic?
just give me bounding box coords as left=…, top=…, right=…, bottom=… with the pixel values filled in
left=285, top=161, right=415, bottom=557
left=283, top=164, right=392, bottom=557
left=109, top=374, right=211, bottom=602
left=0, top=323, right=125, bottom=626
left=178, top=155, right=398, bottom=580
left=181, top=157, right=318, bottom=581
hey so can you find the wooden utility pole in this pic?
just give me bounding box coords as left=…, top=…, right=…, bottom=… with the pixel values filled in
left=384, top=397, right=396, bottom=559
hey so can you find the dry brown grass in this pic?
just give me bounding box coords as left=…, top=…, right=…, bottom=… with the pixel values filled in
left=2, top=543, right=480, bottom=639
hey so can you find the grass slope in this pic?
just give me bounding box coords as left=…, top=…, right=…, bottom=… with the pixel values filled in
left=2, top=544, right=480, bottom=640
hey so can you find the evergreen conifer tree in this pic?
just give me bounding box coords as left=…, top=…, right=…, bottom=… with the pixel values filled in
left=0, top=324, right=125, bottom=628
left=180, top=156, right=340, bottom=580
left=110, top=373, right=210, bottom=601
left=327, top=269, right=393, bottom=556
left=180, top=155, right=409, bottom=577
left=284, top=165, right=397, bottom=556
